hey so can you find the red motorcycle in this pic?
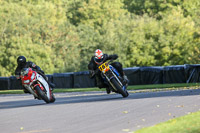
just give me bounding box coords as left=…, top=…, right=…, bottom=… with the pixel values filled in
left=20, top=68, right=55, bottom=103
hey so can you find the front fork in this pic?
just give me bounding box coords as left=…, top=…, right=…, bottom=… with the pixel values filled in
left=23, top=84, right=39, bottom=98
left=102, top=70, right=123, bottom=91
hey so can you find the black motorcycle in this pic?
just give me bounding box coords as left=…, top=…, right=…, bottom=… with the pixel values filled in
left=96, top=61, right=129, bottom=97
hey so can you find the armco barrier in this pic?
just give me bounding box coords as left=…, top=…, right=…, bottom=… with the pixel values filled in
left=46, top=74, right=54, bottom=84
left=73, top=71, right=96, bottom=88
left=9, top=76, right=22, bottom=90
left=1, top=64, right=200, bottom=90
left=124, top=67, right=140, bottom=85
left=0, top=77, right=9, bottom=90
left=53, top=73, right=73, bottom=88
left=185, top=64, right=200, bottom=83
left=163, top=65, right=186, bottom=84
left=140, top=66, right=163, bottom=84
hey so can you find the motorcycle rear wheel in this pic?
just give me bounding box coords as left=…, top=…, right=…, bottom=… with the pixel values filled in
left=35, top=86, right=50, bottom=103
left=110, top=78, right=129, bottom=98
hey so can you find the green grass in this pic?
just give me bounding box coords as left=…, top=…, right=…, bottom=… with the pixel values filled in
left=0, top=90, right=24, bottom=94
left=134, top=111, right=200, bottom=133
left=0, top=83, right=200, bottom=94
left=0, top=88, right=99, bottom=94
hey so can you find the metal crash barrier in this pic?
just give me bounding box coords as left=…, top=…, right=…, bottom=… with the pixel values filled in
left=1, top=64, right=200, bottom=90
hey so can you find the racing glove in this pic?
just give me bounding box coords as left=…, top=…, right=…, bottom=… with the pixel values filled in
left=110, top=54, right=118, bottom=60
left=89, top=70, right=95, bottom=78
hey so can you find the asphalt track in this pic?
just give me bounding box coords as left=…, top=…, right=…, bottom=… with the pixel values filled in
left=0, top=89, right=200, bottom=133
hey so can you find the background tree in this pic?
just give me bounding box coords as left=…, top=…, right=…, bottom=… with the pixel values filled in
left=0, top=0, right=200, bottom=76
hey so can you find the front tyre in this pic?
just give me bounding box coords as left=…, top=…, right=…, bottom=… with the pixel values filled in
left=110, top=78, right=129, bottom=98
left=35, top=86, right=50, bottom=103
left=50, top=93, right=56, bottom=103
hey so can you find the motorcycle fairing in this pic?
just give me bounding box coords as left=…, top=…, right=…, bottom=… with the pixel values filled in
left=21, top=68, right=51, bottom=100
left=36, top=74, right=51, bottom=99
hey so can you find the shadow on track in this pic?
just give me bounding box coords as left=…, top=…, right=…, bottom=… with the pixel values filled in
left=0, top=93, right=123, bottom=110
left=52, top=93, right=123, bottom=105
left=0, top=99, right=47, bottom=110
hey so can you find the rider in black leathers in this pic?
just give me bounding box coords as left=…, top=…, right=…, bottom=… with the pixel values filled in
left=15, top=56, right=55, bottom=93
left=88, top=49, right=128, bottom=94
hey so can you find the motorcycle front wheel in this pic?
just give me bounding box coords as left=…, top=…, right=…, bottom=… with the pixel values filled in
left=35, top=86, right=50, bottom=103
left=110, top=78, right=129, bottom=98
left=50, top=93, right=56, bottom=103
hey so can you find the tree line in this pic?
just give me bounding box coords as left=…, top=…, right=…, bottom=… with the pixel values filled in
left=0, top=0, right=200, bottom=76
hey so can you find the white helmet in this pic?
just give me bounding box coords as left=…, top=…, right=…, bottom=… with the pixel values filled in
left=94, top=49, right=104, bottom=64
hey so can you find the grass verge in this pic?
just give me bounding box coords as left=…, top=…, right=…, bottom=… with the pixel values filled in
left=0, top=83, right=200, bottom=94
left=134, top=111, right=200, bottom=133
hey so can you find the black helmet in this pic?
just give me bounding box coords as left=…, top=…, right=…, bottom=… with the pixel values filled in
left=17, top=56, right=26, bottom=66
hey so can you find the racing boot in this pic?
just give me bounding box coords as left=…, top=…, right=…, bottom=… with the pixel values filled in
left=106, top=86, right=111, bottom=94
left=48, top=82, right=55, bottom=91
left=49, top=82, right=55, bottom=88
left=23, top=89, right=31, bottom=94
left=34, top=95, right=41, bottom=100
left=122, top=75, right=129, bottom=87
left=34, top=95, right=38, bottom=99
left=23, top=87, right=31, bottom=94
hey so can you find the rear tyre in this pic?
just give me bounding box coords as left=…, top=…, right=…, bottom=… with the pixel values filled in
left=35, top=86, right=50, bottom=103
left=110, top=78, right=129, bottom=98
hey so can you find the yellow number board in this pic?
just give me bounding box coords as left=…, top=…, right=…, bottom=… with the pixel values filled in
left=98, top=62, right=110, bottom=73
